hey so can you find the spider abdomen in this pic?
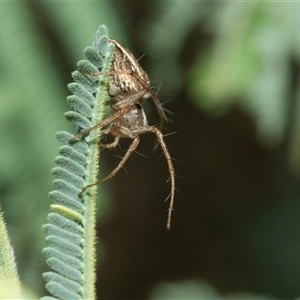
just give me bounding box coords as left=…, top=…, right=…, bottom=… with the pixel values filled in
left=111, top=103, right=148, bottom=137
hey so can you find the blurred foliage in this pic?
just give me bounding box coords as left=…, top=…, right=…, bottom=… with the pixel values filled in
left=150, top=280, right=278, bottom=300
left=1, top=1, right=300, bottom=299
left=189, top=3, right=295, bottom=146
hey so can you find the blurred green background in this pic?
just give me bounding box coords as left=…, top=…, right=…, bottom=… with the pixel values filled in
left=1, top=2, right=300, bottom=299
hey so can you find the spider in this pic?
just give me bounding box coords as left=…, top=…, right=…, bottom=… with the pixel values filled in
left=71, top=39, right=175, bottom=229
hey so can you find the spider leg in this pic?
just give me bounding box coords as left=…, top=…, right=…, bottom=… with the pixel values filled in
left=70, top=107, right=130, bottom=142
left=80, top=70, right=138, bottom=77
left=114, top=88, right=148, bottom=110
left=128, top=71, right=167, bottom=124
left=99, top=136, right=120, bottom=148
left=149, top=90, right=167, bottom=127
left=80, top=127, right=139, bottom=195
left=152, top=128, right=175, bottom=230
left=133, top=126, right=175, bottom=230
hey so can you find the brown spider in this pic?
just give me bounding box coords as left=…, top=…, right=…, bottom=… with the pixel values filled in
left=71, top=39, right=175, bottom=229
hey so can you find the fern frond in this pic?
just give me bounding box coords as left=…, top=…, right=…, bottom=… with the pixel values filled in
left=42, top=25, right=115, bottom=300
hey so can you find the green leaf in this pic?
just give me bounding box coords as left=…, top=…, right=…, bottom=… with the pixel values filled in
left=42, top=25, right=115, bottom=300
